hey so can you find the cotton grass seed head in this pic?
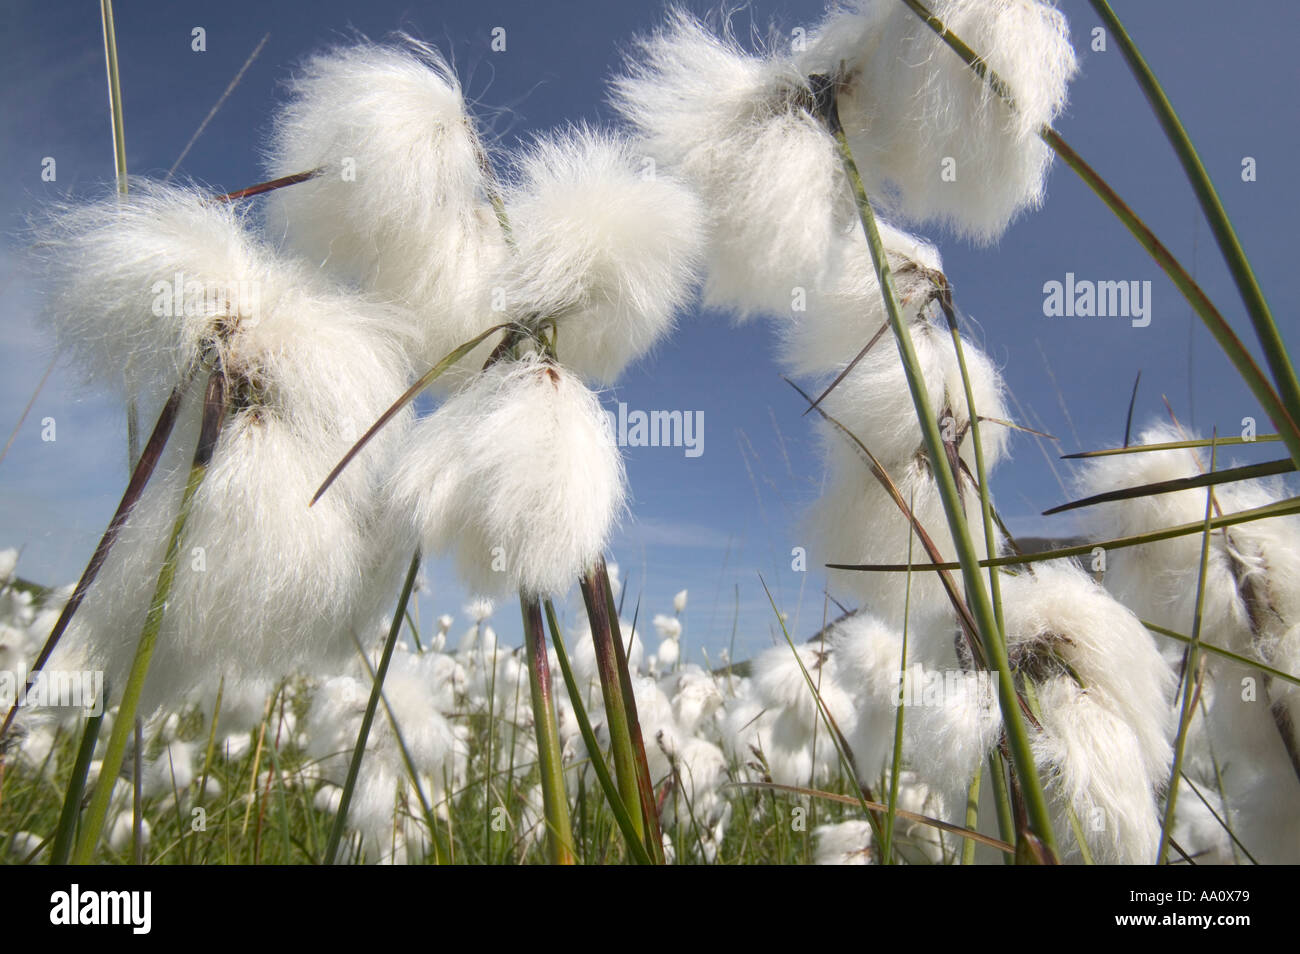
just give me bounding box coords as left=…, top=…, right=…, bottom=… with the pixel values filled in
left=264, top=38, right=509, bottom=375
left=809, top=436, right=1004, bottom=641
left=389, top=353, right=626, bottom=598
left=778, top=222, right=944, bottom=379
left=1074, top=423, right=1258, bottom=645
left=65, top=252, right=415, bottom=714
left=801, top=0, right=1078, bottom=243
left=611, top=8, right=855, bottom=321
left=1032, top=676, right=1165, bottom=864
left=32, top=181, right=275, bottom=403
left=999, top=561, right=1175, bottom=786
left=503, top=127, right=703, bottom=385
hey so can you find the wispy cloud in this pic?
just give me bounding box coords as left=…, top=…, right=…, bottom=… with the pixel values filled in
left=614, top=516, right=736, bottom=550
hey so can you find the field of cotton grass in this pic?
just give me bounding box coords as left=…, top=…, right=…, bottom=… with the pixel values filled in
left=1, top=0, right=1298, bottom=867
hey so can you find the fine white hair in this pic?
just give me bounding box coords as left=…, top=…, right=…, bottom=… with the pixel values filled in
left=32, top=181, right=279, bottom=404
left=264, top=38, right=508, bottom=375
left=1000, top=561, right=1176, bottom=863
left=611, top=8, right=856, bottom=321
left=1000, top=561, right=1175, bottom=786
left=388, top=353, right=626, bottom=598
left=53, top=199, right=415, bottom=712
left=502, top=127, right=704, bottom=384
left=800, top=0, right=1078, bottom=242
left=808, top=437, right=1005, bottom=641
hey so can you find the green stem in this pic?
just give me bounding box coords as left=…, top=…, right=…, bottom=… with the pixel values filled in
left=830, top=121, right=1058, bottom=860
left=1143, top=620, right=1300, bottom=688
left=1157, top=439, right=1217, bottom=863
left=598, top=561, right=665, bottom=863
left=1089, top=0, right=1300, bottom=439
left=520, top=596, right=576, bottom=864
left=988, top=752, right=1015, bottom=865
left=99, top=0, right=127, bottom=192
left=941, top=307, right=1005, bottom=631
left=578, top=568, right=645, bottom=848
left=73, top=369, right=226, bottom=863
left=882, top=502, right=915, bottom=865
left=50, top=711, right=104, bottom=864
left=544, top=600, right=653, bottom=865
left=322, top=550, right=421, bottom=865
left=961, top=762, right=981, bottom=865
left=98, top=0, right=139, bottom=471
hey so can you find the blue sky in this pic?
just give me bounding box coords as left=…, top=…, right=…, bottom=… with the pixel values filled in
left=1, top=0, right=1296, bottom=663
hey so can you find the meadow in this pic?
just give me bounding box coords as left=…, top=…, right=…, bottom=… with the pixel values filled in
left=1, top=0, right=1297, bottom=866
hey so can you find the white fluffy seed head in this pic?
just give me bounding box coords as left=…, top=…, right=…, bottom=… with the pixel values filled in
left=31, top=181, right=275, bottom=403
left=999, top=561, right=1176, bottom=786
left=814, top=313, right=949, bottom=468
left=65, top=250, right=414, bottom=714
left=308, top=654, right=467, bottom=790
left=264, top=38, right=508, bottom=374
left=937, top=331, right=1013, bottom=468
left=813, top=819, right=875, bottom=864
left=1195, top=469, right=1300, bottom=685
left=653, top=614, right=682, bottom=641
left=822, top=613, right=906, bottom=777
left=1073, top=423, right=1259, bottom=645
left=778, top=223, right=943, bottom=378
left=795, top=254, right=1012, bottom=473
left=808, top=435, right=1005, bottom=641
left=611, top=8, right=856, bottom=320
left=1079, top=426, right=1300, bottom=745
left=801, top=0, right=1078, bottom=242
left=826, top=612, right=1000, bottom=792
left=1031, top=676, right=1164, bottom=864
left=503, top=128, right=703, bottom=384
left=389, top=353, right=626, bottom=597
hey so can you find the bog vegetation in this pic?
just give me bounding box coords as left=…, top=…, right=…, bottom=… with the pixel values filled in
left=1, top=0, right=1297, bottom=865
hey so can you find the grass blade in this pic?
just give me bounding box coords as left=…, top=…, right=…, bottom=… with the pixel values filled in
left=520, top=596, right=576, bottom=864
left=1043, top=458, right=1294, bottom=516
left=1124, top=370, right=1142, bottom=448
left=1063, top=434, right=1280, bottom=459
left=597, top=561, right=665, bottom=862
left=577, top=566, right=646, bottom=851
left=73, top=369, right=226, bottom=863
left=831, top=494, right=1300, bottom=572
left=1157, top=437, right=1219, bottom=862
left=1089, top=0, right=1300, bottom=441
left=322, top=550, right=421, bottom=865
left=214, top=170, right=320, bottom=203
left=544, top=599, right=653, bottom=865
left=49, top=711, right=104, bottom=864
left=311, top=323, right=514, bottom=506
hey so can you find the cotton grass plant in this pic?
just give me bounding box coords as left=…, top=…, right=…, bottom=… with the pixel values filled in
left=2, top=0, right=1298, bottom=866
